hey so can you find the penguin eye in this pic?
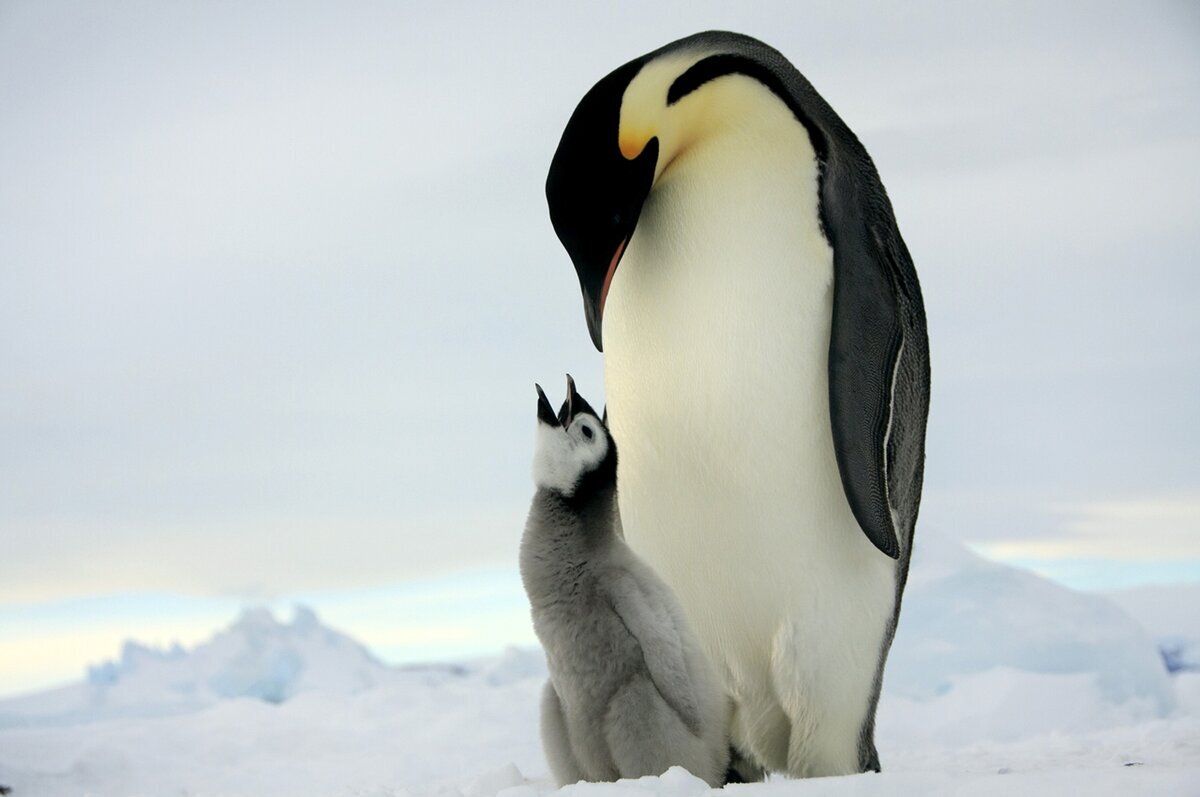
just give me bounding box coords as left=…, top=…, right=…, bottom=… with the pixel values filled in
left=611, top=213, right=622, bottom=227
left=581, top=425, right=594, bottom=440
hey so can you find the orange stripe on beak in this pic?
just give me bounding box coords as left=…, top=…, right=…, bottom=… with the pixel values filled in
left=599, top=238, right=627, bottom=320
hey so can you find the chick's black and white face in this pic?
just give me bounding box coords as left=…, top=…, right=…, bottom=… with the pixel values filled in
left=533, top=412, right=610, bottom=496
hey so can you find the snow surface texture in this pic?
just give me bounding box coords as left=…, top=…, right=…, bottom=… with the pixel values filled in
left=1, top=534, right=1197, bottom=796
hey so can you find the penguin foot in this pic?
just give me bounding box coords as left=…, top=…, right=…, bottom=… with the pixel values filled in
left=723, top=747, right=766, bottom=784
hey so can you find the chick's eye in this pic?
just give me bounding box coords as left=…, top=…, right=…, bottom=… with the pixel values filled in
left=581, top=425, right=594, bottom=440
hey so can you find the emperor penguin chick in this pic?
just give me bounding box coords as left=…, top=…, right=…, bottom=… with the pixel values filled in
left=521, top=377, right=730, bottom=787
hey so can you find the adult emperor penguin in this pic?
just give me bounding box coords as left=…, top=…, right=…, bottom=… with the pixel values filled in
left=545, top=32, right=930, bottom=778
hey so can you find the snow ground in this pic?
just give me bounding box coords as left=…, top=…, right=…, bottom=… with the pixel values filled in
left=1, top=535, right=1198, bottom=796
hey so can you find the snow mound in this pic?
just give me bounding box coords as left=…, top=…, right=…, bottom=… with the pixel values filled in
left=1107, top=583, right=1200, bottom=673
left=880, top=532, right=1176, bottom=739
left=91, top=605, right=390, bottom=702
left=0, top=605, right=396, bottom=728
left=480, top=647, right=548, bottom=687
left=500, top=766, right=711, bottom=797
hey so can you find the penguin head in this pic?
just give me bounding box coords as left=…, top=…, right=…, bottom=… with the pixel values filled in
left=532, top=375, right=616, bottom=499
left=547, top=33, right=788, bottom=351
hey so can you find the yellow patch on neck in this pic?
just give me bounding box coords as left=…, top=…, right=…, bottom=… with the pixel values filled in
left=617, top=52, right=709, bottom=163
left=619, top=131, right=651, bottom=160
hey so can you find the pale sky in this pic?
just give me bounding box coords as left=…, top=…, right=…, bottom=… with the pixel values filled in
left=2, top=1, right=1198, bottom=697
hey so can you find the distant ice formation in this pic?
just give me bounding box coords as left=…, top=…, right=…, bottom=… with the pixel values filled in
left=0, top=534, right=1189, bottom=743
left=888, top=531, right=1176, bottom=718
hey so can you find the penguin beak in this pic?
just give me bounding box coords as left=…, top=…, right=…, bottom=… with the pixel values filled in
left=597, top=239, right=627, bottom=333
left=579, top=267, right=607, bottom=352
left=566, top=374, right=579, bottom=423
left=576, top=232, right=636, bottom=353
left=560, top=373, right=599, bottom=425
left=547, top=91, right=659, bottom=353
left=557, top=374, right=577, bottom=426
left=536, top=383, right=561, bottom=427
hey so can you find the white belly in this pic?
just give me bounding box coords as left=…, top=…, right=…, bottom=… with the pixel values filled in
left=603, top=112, right=896, bottom=775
